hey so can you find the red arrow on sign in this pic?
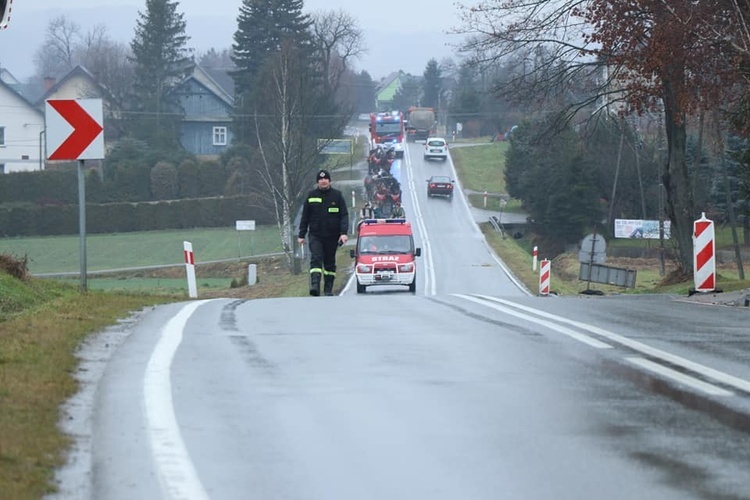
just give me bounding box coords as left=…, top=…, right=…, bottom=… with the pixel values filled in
left=48, top=100, right=104, bottom=160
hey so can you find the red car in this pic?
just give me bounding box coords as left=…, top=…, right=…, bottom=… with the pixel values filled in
left=426, top=175, right=454, bottom=200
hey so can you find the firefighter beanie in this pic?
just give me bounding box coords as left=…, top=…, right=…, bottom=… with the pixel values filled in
left=317, top=169, right=331, bottom=181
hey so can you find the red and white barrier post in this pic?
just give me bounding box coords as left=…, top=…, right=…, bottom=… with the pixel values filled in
left=532, top=246, right=538, bottom=271
left=183, top=241, right=198, bottom=299
left=693, top=212, right=715, bottom=292
left=539, top=258, right=551, bottom=296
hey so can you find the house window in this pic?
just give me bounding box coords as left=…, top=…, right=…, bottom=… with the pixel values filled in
left=213, top=127, right=227, bottom=146
left=0, top=127, right=5, bottom=146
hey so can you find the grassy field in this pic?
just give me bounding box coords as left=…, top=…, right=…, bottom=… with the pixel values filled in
left=451, top=142, right=509, bottom=193
left=0, top=227, right=285, bottom=274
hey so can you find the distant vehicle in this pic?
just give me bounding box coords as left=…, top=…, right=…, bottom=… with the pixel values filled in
left=369, top=111, right=405, bottom=158
left=426, top=175, right=454, bottom=199
left=406, top=106, right=436, bottom=142
left=357, top=113, right=370, bottom=122
left=350, top=218, right=421, bottom=294
left=423, top=137, right=448, bottom=161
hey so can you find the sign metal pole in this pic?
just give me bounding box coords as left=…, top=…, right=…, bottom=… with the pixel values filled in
left=78, top=159, right=87, bottom=292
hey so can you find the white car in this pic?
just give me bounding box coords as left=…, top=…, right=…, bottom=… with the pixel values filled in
left=423, top=137, right=448, bottom=161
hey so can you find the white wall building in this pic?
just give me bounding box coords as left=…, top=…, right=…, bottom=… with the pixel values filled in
left=0, top=78, right=44, bottom=173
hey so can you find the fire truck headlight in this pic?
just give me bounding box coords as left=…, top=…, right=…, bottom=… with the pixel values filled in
left=357, top=264, right=373, bottom=273
left=398, top=263, right=414, bottom=272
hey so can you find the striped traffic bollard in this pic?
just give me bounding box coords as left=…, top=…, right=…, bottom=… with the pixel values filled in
left=693, top=212, right=715, bottom=292
left=532, top=246, right=538, bottom=271
left=539, top=258, right=551, bottom=296
left=183, top=241, right=198, bottom=299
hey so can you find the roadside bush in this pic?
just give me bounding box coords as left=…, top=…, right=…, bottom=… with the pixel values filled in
left=0, top=253, right=29, bottom=281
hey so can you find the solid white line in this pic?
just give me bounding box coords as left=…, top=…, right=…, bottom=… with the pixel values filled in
left=405, top=143, right=437, bottom=295
left=471, top=294, right=750, bottom=394
left=144, top=300, right=212, bottom=500
left=445, top=147, right=531, bottom=296
left=627, top=357, right=734, bottom=397
left=455, top=294, right=612, bottom=349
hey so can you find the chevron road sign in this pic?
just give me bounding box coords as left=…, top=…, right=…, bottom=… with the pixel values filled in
left=45, top=99, right=104, bottom=161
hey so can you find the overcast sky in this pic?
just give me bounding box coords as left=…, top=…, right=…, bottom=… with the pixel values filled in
left=0, top=0, right=468, bottom=82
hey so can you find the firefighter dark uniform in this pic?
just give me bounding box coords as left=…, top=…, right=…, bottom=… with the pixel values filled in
left=298, top=169, right=349, bottom=296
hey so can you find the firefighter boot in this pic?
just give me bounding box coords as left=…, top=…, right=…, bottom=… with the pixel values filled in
left=309, top=272, right=321, bottom=296
left=323, top=275, right=335, bottom=296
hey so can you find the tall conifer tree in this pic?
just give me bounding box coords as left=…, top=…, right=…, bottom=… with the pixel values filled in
left=231, top=0, right=312, bottom=144
left=128, top=0, right=192, bottom=149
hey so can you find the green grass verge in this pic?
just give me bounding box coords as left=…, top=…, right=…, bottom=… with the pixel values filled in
left=0, top=280, right=174, bottom=498
left=451, top=142, right=509, bottom=193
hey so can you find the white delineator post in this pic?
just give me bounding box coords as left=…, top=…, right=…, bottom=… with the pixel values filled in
left=532, top=246, right=538, bottom=271
left=539, top=258, right=550, bottom=296
left=483, top=191, right=488, bottom=208
left=693, top=212, right=716, bottom=292
left=183, top=241, right=198, bottom=299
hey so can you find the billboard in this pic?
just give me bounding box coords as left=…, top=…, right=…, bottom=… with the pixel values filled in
left=614, top=219, right=671, bottom=239
left=318, top=139, right=353, bottom=155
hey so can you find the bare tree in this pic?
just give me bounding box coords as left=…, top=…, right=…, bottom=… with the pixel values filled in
left=77, top=24, right=135, bottom=104
left=457, top=0, right=745, bottom=275
left=248, top=39, right=349, bottom=273
left=311, top=9, right=365, bottom=92
left=33, top=15, right=82, bottom=79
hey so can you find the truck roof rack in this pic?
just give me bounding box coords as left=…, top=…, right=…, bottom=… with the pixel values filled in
left=362, top=218, right=407, bottom=225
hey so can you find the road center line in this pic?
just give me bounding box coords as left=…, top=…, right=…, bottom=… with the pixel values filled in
left=144, top=300, right=212, bottom=500
left=405, top=143, right=437, bottom=296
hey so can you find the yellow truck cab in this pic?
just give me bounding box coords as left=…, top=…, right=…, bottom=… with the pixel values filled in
left=350, top=218, right=421, bottom=294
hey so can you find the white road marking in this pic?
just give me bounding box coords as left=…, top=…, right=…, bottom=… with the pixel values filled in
left=627, top=357, right=734, bottom=396
left=405, top=143, right=437, bottom=295
left=144, top=300, right=212, bottom=500
left=467, top=294, right=750, bottom=395
left=455, top=294, right=612, bottom=349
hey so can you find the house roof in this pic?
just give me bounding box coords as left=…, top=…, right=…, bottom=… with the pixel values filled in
left=180, top=64, right=234, bottom=106
left=0, top=67, right=45, bottom=103
left=34, top=65, right=117, bottom=107
left=202, top=66, right=235, bottom=100
left=375, top=71, right=403, bottom=93
left=0, top=77, right=44, bottom=117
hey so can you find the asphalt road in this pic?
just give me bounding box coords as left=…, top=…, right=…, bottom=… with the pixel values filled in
left=49, top=140, right=750, bottom=500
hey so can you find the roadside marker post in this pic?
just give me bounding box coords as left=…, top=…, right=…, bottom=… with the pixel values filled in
left=539, top=258, right=550, bottom=296
left=532, top=246, right=538, bottom=271
left=483, top=191, right=488, bottom=208
left=693, top=212, right=716, bottom=293
left=183, top=241, right=198, bottom=299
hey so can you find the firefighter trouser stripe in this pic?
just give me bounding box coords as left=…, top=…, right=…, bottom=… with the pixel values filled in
left=323, top=270, right=336, bottom=276
left=310, top=268, right=323, bottom=274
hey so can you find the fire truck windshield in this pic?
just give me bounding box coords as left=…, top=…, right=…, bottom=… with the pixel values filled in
left=375, top=123, right=402, bottom=134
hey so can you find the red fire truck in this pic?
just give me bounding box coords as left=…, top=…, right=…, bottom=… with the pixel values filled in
left=350, top=219, right=421, bottom=293
left=369, top=111, right=405, bottom=158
